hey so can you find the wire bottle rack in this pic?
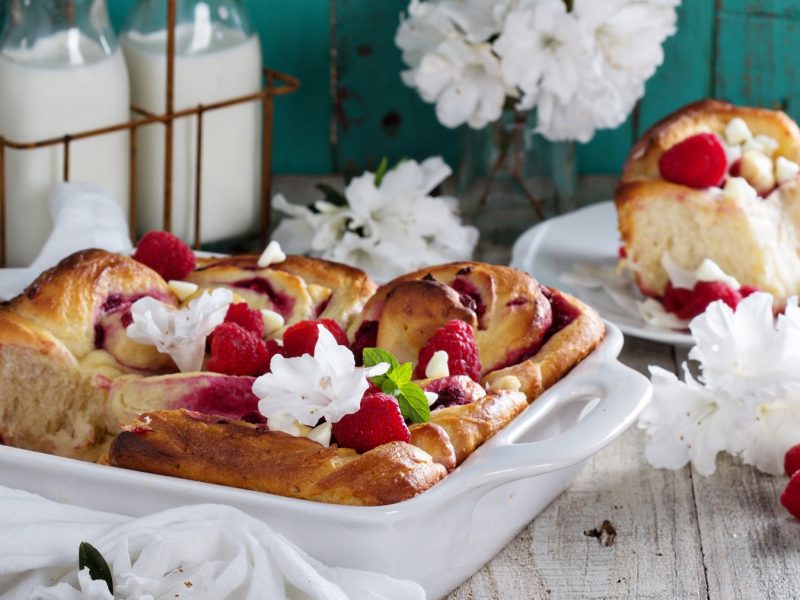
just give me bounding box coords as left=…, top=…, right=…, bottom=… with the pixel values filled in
left=0, top=0, right=299, bottom=266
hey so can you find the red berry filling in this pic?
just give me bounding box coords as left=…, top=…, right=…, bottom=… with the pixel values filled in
left=415, top=319, right=482, bottom=382
left=331, top=392, right=411, bottom=453
left=351, top=320, right=379, bottom=366
left=662, top=280, right=741, bottom=320
left=133, top=230, right=196, bottom=281
left=451, top=278, right=486, bottom=321
left=658, top=133, right=728, bottom=189
left=177, top=376, right=260, bottom=421
left=205, top=322, right=272, bottom=376
left=232, top=278, right=295, bottom=318
left=282, top=319, right=349, bottom=358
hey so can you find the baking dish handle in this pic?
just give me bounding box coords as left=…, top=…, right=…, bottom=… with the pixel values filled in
left=445, top=359, right=652, bottom=495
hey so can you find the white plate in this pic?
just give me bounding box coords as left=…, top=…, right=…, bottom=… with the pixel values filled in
left=510, top=201, right=693, bottom=347
left=0, top=323, right=650, bottom=599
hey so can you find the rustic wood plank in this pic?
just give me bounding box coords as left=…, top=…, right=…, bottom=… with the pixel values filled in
left=449, top=337, right=709, bottom=600
left=671, top=347, right=800, bottom=600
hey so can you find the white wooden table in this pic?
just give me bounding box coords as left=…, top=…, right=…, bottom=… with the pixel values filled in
left=447, top=336, right=800, bottom=599
left=269, top=176, right=799, bottom=600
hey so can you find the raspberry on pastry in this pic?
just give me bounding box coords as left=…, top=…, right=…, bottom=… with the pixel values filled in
left=206, top=322, right=272, bottom=376
left=223, top=302, right=265, bottom=338
left=282, top=319, right=349, bottom=358
left=415, top=320, right=481, bottom=382
left=133, top=230, right=196, bottom=281
left=785, top=444, right=800, bottom=478
left=657, top=132, right=728, bottom=189
left=331, top=392, right=411, bottom=453
left=661, top=280, right=741, bottom=320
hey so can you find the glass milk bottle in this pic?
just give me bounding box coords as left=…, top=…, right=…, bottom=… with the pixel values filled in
left=0, top=0, right=130, bottom=267
left=122, top=0, right=262, bottom=246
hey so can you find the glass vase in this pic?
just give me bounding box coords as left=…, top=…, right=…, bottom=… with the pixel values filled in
left=457, top=109, right=577, bottom=245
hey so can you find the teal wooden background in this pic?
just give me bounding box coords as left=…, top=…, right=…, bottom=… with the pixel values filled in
left=3, top=1, right=799, bottom=175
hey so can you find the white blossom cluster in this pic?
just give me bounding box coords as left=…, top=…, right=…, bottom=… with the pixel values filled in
left=396, top=0, right=680, bottom=142
left=271, top=157, right=478, bottom=281
left=640, top=293, right=800, bottom=476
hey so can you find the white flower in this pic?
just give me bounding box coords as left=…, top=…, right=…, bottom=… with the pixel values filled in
left=35, top=568, right=113, bottom=600
left=439, top=0, right=515, bottom=43
left=494, top=0, right=593, bottom=109
left=407, top=37, right=511, bottom=129
left=640, top=293, right=800, bottom=475
left=272, top=157, right=478, bottom=280
left=126, top=289, right=233, bottom=372
left=253, top=325, right=389, bottom=428
left=271, top=193, right=348, bottom=256
left=640, top=366, right=741, bottom=476
left=396, top=0, right=456, bottom=70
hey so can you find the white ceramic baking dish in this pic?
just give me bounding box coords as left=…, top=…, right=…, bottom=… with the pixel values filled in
left=0, top=321, right=650, bottom=599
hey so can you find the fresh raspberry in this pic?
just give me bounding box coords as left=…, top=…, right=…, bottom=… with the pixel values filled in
left=662, top=281, right=742, bottom=320
left=205, top=322, right=271, bottom=376
left=265, top=339, right=284, bottom=359
left=785, top=444, right=800, bottom=477
left=729, top=158, right=742, bottom=177
left=282, top=319, right=349, bottom=358
left=658, top=133, right=728, bottom=189
left=332, top=392, right=410, bottom=453
left=781, top=471, right=800, bottom=519
left=133, top=230, right=196, bottom=281
left=224, top=303, right=265, bottom=338
left=350, top=320, right=378, bottom=366
left=618, top=246, right=627, bottom=259
left=415, top=319, right=481, bottom=382
left=739, top=285, right=761, bottom=298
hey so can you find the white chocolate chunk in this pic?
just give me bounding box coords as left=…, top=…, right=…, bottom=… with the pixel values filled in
left=425, top=350, right=450, bottom=379
left=425, top=391, right=439, bottom=407
left=261, top=309, right=285, bottom=336
left=740, top=150, right=775, bottom=194
left=491, top=375, right=522, bottom=392
left=257, top=240, right=287, bottom=268
left=754, top=134, right=779, bottom=156
left=306, top=422, right=332, bottom=447
left=725, top=117, right=752, bottom=145
left=168, top=280, right=199, bottom=302
left=723, top=176, right=758, bottom=204
left=268, top=414, right=311, bottom=437
left=723, top=142, right=742, bottom=165
left=307, top=283, right=332, bottom=306
left=776, top=156, right=800, bottom=184
left=743, top=137, right=767, bottom=154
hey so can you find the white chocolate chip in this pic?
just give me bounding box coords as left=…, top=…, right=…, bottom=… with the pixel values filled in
left=754, top=134, right=779, bottom=156
left=723, top=176, right=758, bottom=204
left=725, top=117, right=752, bottom=145
left=306, top=422, right=332, bottom=447
left=257, top=241, right=287, bottom=268
left=268, top=414, right=310, bottom=437
left=261, top=309, right=285, bottom=336
left=425, top=350, right=450, bottom=379
left=307, top=283, right=332, bottom=306
left=491, top=375, right=522, bottom=392
left=740, top=150, right=775, bottom=194
left=168, top=280, right=199, bottom=302
left=723, top=142, right=742, bottom=165
left=424, top=391, right=439, bottom=407
left=775, top=156, right=800, bottom=184
left=743, top=137, right=766, bottom=154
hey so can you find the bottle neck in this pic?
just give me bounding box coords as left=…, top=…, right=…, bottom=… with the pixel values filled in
left=1, top=0, right=118, bottom=67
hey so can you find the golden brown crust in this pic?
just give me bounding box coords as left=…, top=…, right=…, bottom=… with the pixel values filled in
left=622, top=99, right=800, bottom=183
left=108, top=410, right=446, bottom=506
left=350, top=261, right=552, bottom=375
left=408, top=422, right=457, bottom=471
left=188, top=254, right=375, bottom=328
left=425, top=391, right=528, bottom=465
left=7, top=249, right=175, bottom=370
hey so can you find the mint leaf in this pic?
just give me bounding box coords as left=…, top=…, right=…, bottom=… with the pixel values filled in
left=397, top=382, right=431, bottom=423
left=374, top=157, right=390, bottom=186
left=79, top=541, right=113, bottom=594
left=362, top=348, right=399, bottom=371
left=388, top=361, right=413, bottom=386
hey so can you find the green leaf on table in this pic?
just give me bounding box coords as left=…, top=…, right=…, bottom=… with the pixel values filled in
left=78, top=541, right=113, bottom=594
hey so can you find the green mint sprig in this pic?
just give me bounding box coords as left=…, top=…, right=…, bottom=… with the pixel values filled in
left=362, top=348, right=431, bottom=423
left=79, top=541, right=113, bottom=594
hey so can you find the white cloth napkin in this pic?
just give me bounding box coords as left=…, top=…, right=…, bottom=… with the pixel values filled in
left=0, top=486, right=425, bottom=600
left=0, top=183, right=133, bottom=301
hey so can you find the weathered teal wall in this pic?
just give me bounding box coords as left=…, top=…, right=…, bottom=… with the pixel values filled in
left=4, top=1, right=799, bottom=175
